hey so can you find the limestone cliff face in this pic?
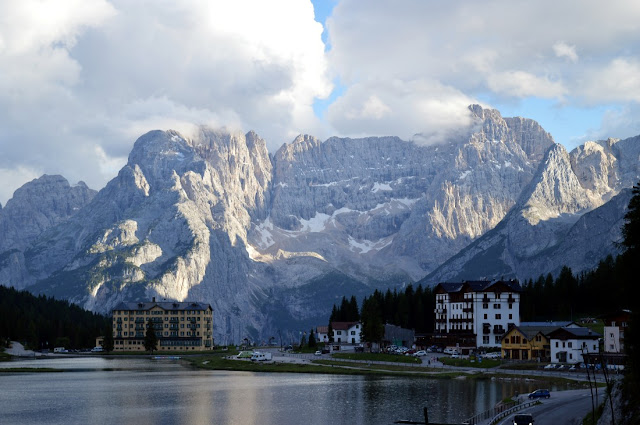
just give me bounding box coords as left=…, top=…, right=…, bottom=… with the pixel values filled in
left=261, top=105, right=553, bottom=282
left=0, top=107, right=636, bottom=342
left=0, top=175, right=96, bottom=289
left=423, top=135, right=640, bottom=284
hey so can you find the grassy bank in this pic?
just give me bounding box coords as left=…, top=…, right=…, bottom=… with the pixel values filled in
left=440, top=357, right=500, bottom=368
left=331, top=352, right=420, bottom=364
left=0, top=367, right=63, bottom=373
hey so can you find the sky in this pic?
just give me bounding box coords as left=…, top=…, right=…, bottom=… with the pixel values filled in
left=1, top=0, right=640, bottom=205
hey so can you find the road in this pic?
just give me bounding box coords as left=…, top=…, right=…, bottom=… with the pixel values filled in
left=493, top=389, right=599, bottom=425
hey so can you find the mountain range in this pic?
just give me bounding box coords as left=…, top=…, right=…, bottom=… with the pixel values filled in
left=0, top=105, right=637, bottom=343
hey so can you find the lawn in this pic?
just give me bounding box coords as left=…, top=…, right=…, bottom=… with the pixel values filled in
left=440, top=357, right=501, bottom=368
left=331, top=352, right=421, bottom=364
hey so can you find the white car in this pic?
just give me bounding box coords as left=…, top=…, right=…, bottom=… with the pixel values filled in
left=413, top=350, right=427, bottom=357
left=314, top=351, right=322, bottom=356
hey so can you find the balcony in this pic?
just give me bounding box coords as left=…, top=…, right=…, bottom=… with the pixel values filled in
left=507, top=297, right=516, bottom=303
left=463, top=307, right=473, bottom=313
left=493, top=327, right=505, bottom=335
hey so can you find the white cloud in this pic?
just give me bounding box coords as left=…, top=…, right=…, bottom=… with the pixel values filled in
left=326, top=0, right=640, bottom=141
left=328, top=79, right=476, bottom=142
left=553, top=42, right=578, bottom=63
left=581, top=58, right=640, bottom=103
left=3, top=0, right=640, bottom=206
left=487, top=71, right=567, bottom=99
left=0, top=0, right=331, bottom=204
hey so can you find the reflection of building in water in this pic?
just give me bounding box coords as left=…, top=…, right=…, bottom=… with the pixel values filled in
left=108, top=297, right=213, bottom=351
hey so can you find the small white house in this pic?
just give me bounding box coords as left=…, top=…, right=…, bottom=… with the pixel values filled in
left=316, top=326, right=330, bottom=344
left=331, top=321, right=361, bottom=344
left=548, top=326, right=600, bottom=364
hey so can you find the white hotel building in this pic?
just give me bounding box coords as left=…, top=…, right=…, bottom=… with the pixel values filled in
left=434, top=280, right=522, bottom=349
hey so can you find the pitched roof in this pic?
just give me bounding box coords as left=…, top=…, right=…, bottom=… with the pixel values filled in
left=331, top=321, right=360, bottom=331
left=435, top=279, right=522, bottom=294
left=548, top=326, right=601, bottom=340
left=316, top=326, right=329, bottom=333
left=113, top=300, right=212, bottom=312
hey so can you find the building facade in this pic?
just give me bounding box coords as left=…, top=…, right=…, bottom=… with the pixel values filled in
left=602, top=309, right=631, bottom=353
left=548, top=327, right=600, bottom=364
left=331, top=321, right=361, bottom=344
left=316, top=326, right=330, bottom=344
left=500, top=322, right=571, bottom=361
left=111, top=298, right=213, bottom=351
left=434, top=280, right=522, bottom=349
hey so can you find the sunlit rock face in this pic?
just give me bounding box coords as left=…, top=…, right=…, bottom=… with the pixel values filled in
left=423, top=135, right=640, bottom=285
left=1, top=106, right=637, bottom=343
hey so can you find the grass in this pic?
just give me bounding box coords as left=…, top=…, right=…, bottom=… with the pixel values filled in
left=440, top=357, right=501, bottom=368
left=582, top=402, right=604, bottom=425
left=0, top=368, right=63, bottom=373
left=0, top=352, right=12, bottom=362
left=331, top=352, right=421, bottom=364
left=499, top=362, right=544, bottom=370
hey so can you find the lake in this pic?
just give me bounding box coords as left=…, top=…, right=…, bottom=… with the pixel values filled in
left=0, top=357, right=546, bottom=424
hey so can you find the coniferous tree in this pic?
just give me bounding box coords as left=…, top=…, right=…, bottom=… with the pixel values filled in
left=308, top=328, right=316, bottom=348
left=102, top=323, right=114, bottom=353
left=144, top=318, right=158, bottom=353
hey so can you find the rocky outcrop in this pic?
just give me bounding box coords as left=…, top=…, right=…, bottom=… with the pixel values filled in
left=423, top=135, right=640, bottom=284
left=0, top=175, right=96, bottom=289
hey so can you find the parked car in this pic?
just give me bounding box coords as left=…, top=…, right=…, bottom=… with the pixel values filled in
left=528, top=389, right=551, bottom=399
left=414, top=350, right=427, bottom=357
left=314, top=351, right=322, bottom=356
left=543, top=364, right=555, bottom=370
left=91, top=346, right=104, bottom=353
left=443, top=347, right=458, bottom=355
left=513, top=413, right=535, bottom=424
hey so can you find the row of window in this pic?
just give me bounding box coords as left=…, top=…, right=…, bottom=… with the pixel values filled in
left=114, top=309, right=210, bottom=315
left=116, top=316, right=206, bottom=321
left=117, top=331, right=207, bottom=337
left=334, top=330, right=358, bottom=335
left=482, top=336, right=503, bottom=344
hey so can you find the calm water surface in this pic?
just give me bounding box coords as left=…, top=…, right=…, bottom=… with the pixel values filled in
left=0, top=357, right=546, bottom=425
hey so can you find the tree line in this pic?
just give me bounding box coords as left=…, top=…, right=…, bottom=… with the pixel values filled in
left=0, top=286, right=110, bottom=350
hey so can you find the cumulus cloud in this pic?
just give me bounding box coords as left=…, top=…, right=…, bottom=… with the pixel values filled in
left=3, top=0, right=640, bottom=205
left=0, top=0, right=331, bottom=204
left=581, top=58, right=640, bottom=103
left=553, top=42, right=579, bottom=62
left=327, top=79, right=476, bottom=143
left=325, top=0, right=640, bottom=141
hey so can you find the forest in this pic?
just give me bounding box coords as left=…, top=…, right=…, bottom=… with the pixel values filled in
left=0, top=286, right=110, bottom=351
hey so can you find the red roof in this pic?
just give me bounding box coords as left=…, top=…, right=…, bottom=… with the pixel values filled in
left=331, top=321, right=359, bottom=331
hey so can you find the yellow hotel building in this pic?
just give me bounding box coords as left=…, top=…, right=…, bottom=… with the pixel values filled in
left=112, top=298, right=213, bottom=351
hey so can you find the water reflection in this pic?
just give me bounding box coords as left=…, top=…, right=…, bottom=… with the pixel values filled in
left=0, top=358, right=559, bottom=425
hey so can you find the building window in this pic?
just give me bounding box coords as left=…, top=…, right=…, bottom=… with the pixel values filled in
left=508, top=314, right=512, bottom=320
left=484, top=314, right=487, bottom=319
left=556, top=342, right=559, bottom=347
left=483, top=336, right=489, bottom=344
left=568, top=342, right=572, bottom=348
left=495, top=336, right=501, bottom=344
left=495, top=314, right=501, bottom=320
left=494, top=304, right=501, bottom=309
left=483, top=303, right=488, bottom=309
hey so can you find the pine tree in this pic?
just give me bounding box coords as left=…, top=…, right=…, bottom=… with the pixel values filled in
left=102, top=322, right=114, bottom=353
left=308, top=328, right=316, bottom=348
left=144, top=318, right=158, bottom=353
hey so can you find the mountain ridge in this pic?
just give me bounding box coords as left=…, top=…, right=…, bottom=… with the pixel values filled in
left=0, top=105, right=636, bottom=342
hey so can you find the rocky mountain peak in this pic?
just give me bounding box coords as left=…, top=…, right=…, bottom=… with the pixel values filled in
left=0, top=174, right=96, bottom=252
